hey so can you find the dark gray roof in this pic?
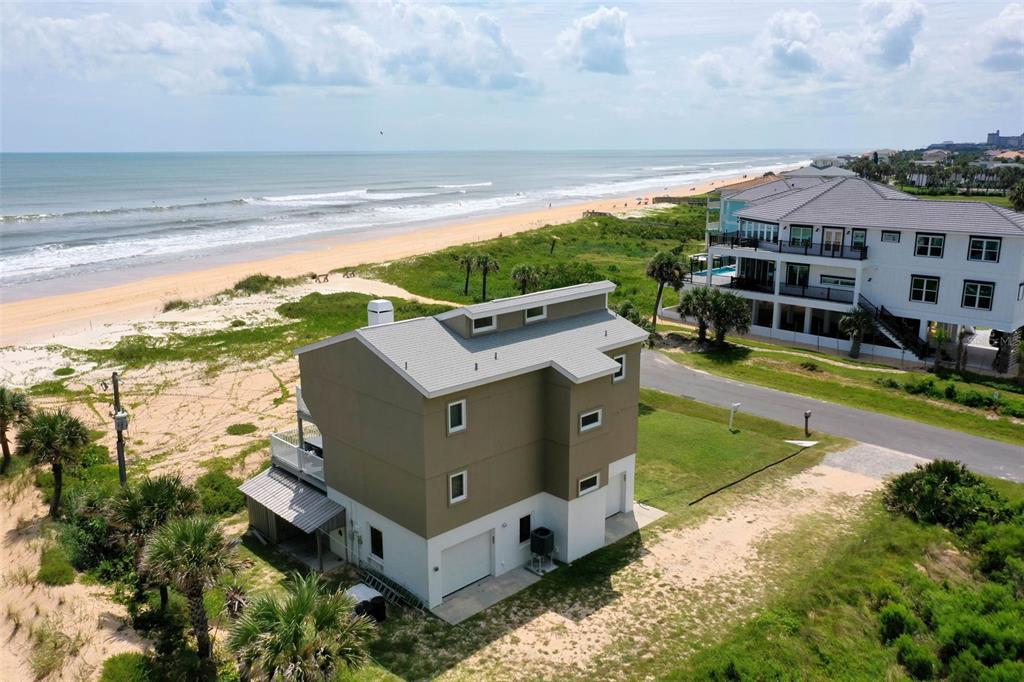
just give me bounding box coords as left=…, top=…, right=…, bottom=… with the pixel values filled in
left=239, top=467, right=343, bottom=532
left=722, top=176, right=827, bottom=203
left=735, top=178, right=1024, bottom=236
left=782, top=165, right=858, bottom=178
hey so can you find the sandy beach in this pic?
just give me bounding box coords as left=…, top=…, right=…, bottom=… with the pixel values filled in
left=0, top=174, right=757, bottom=346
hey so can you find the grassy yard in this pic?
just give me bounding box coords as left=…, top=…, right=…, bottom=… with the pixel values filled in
left=898, top=191, right=1012, bottom=209
left=356, top=203, right=707, bottom=318
left=657, top=326, right=1024, bottom=447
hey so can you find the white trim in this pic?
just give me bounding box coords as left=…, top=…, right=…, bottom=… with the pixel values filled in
left=612, top=354, right=626, bottom=382
left=579, top=408, right=603, bottom=432
left=524, top=305, right=547, bottom=323
left=578, top=472, right=600, bottom=496
left=471, top=316, right=496, bottom=334
left=447, top=399, right=467, bottom=434
left=448, top=470, right=468, bottom=505
left=435, top=280, right=616, bottom=320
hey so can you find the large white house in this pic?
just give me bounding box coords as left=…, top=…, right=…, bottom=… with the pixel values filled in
left=689, top=174, right=1024, bottom=374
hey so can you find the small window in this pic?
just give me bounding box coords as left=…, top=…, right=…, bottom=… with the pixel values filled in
left=518, top=514, right=531, bottom=544
left=524, top=306, right=546, bottom=322
left=820, top=275, right=855, bottom=287
left=448, top=470, right=467, bottom=504
left=968, top=237, right=1001, bottom=263
left=612, top=354, right=626, bottom=382
left=962, top=281, right=994, bottom=310
left=881, top=231, right=901, bottom=243
left=447, top=399, right=466, bottom=434
left=579, top=409, right=602, bottom=432
left=915, top=233, right=945, bottom=258
left=1018, top=282, right=1024, bottom=302
left=370, top=526, right=383, bottom=560
left=789, top=225, right=812, bottom=246
left=850, top=228, right=867, bottom=248
left=578, top=473, right=600, bottom=496
left=472, top=316, right=495, bottom=333
left=910, top=275, right=940, bottom=304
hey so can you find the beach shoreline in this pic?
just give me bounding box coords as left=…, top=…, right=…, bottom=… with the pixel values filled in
left=0, top=171, right=779, bottom=346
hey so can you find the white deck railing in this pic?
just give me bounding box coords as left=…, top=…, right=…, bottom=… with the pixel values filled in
left=270, top=432, right=325, bottom=483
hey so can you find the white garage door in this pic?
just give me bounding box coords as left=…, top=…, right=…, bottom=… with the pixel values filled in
left=605, top=472, right=625, bottom=517
left=441, top=531, right=492, bottom=597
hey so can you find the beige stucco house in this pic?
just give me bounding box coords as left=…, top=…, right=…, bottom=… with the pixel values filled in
left=239, top=281, right=649, bottom=607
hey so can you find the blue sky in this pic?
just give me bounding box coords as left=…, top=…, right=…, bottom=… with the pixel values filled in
left=1, top=1, right=1021, bottom=152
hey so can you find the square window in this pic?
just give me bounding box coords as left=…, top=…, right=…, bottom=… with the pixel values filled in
left=472, top=316, right=495, bottom=333
left=962, top=281, right=994, bottom=310
left=449, top=470, right=467, bottom=504
left=370, top=526, right=383, bottom=560
left=914, top=233, right=945, bottom=258
left=881, top=231, right=901, bottom=243
left=910, top=276, right=940, bottom=304
left=579, top=409, right=602, bottom=432
left=612, top=354, right=626, bottom=382
left=789, top=225, right=812, bottom=246
left=519, top=514, right=531, bottom=544
left=968, top=237, right=1000, bottom=263
left=578, top=473, right=600, bottom=496
left=524, top=306, right=546, bottom=322
left=447, top=400, right=466, bottom=434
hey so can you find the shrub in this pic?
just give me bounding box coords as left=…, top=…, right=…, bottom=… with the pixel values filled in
left=883, top=460, right=1009, bottom=531
left=904, top=377, right=939, bottom=397
left=99, top=653, right=153, bottom=682
left=196, top=470, right=245, bottom=516
left=894, top=635, right=937, bottom=680
left=231, top=273, right=292, bottom=295
left=225, top=422, right=257, bottom=436
left=800, top=361, right=819, bottom=372
left=30, top=618, right=75, bottom=679
left=162, top=299, right=190, bottom=312
left=970, top=522, right=1024, bottom=578
left=230, top=319, right=246, bottom=328
left=37, top=546, right=75, bottom=585
left=879, top=602, right=919, bottom=643
left=936, top=610, right=1024, bottom=666
left=944, top=382, right=958, bottom=401
left=53, top=367, right=75, bottom=377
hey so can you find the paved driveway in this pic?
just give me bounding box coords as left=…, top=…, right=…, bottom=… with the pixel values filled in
left=640, top=349, right=1024, bottom=482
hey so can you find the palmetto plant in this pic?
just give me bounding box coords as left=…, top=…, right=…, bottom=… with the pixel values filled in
left=17, top=408, right=89, bottom=518
left=707, top=289, right=751, bottom=346
left=228, top=572, right=376, bottom=681
left=645, top=251, right=683, bottom=329
left=838, top=306, right=877, bottom=359
left=143, top=516, right=237, bottom=660
left=678, top=286, right=714, bottom=344
left=0, top=386, right=33, bottom=475
left=475, top=254, right=500, bottom=301
left=510, top=264, right=542, bottom=296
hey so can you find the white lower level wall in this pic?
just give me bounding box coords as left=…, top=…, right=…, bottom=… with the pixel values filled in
left=327, top=453, right=637, bottom=608
left=749, top=324, right=908, bottom=361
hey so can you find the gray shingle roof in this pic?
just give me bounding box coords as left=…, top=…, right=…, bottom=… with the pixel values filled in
left=782, top=165, right=858, bottom=178
left=735, top=178, right=1024, bottom=236
left=722, top=176, right=827, bottom=203
left=438, top=281, right=615, bottom=321
left=239, top=467, right=343, bottom=532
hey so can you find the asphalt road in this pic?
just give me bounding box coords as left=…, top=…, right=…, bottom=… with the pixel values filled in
left=640, top=349, right=1024, bottom=482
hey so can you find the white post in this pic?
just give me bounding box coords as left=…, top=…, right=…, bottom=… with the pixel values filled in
left=772, top=302, right=782, bottom=330
left=803, top=307, right=813, bottom=335
left=729, top=402, right=741, bottom=431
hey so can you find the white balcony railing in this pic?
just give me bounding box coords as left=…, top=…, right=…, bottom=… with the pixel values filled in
left=270, top=432, right=325, bottom=483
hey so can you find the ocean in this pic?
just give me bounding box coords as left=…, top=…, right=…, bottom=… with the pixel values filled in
left=0, top=150, right=816, bottom=294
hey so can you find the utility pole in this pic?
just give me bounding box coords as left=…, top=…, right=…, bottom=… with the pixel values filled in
left=112, top=372, right=128, bottom=487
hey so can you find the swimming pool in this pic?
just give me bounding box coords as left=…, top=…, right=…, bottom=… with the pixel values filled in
left=692, top=265, right=737, bottom=278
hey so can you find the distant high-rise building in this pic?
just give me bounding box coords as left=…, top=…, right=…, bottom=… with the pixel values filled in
left=986, top=130, right=1024, bottom=148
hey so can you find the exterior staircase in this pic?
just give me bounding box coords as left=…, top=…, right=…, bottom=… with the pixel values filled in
left=858, top=294, right=930, bottom=359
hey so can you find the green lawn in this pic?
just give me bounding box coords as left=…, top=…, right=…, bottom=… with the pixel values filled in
left=899, top=191, right=1012, bottom=209
left=657, top=329, right=1024, bottom=447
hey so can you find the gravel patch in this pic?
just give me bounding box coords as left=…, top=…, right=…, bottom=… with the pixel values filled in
left=822, top=443, right=927, bottom=480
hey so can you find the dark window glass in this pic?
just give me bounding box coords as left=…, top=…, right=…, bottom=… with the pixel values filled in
left=519, top=515, right=531, bottom=543
left=910, top=276, right=940, bottom=303
left=968, top=237, right=1000, bottom=262
left=370, top=526, right=383, bottom=559
left=961, top=281, right=994, bottom=310
left=579, top=474, right=599, bottom=494
left=473, top=316, right=494, bottom=330
left=915, top=233, right=944, bottom=258
left=881, top=231, right=900, bottom=243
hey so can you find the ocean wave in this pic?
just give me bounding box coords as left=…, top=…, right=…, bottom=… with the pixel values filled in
left=437, top=181, right=492, bottom=189
left=1, top=198, right=247, bottom=223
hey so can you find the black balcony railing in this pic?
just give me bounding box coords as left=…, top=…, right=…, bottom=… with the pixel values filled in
left=708, top=234, right=868, bottom=261
left=858, top=294, right=929, bottom=359
left=724, top=277, right=774, bottom=294
left=779, top=283, right=855, bottom=303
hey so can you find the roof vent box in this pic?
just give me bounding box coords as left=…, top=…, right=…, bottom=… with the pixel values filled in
left=367, top=299, right=394, bottom=326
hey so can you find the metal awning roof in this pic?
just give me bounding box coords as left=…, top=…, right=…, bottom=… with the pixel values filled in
left=239, top=467, right=343, bottom=533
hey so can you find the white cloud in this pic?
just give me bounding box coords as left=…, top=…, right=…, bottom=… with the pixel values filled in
left=860, top=0, right=925, bottom=67
left=553, top=6, right=632, bottom=75
left=694, top=50, right=742, bottom=89
left=764, top=10, right=821, bottom=75
left=978, top=3, right=1024, bottom=72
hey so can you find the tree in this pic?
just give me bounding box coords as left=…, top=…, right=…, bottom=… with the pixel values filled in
left=645, top=251, right=683, bottom=329
left=112, top=474, right=200, bottom=607
left=614, top=300, right=653, bottom=334
left=455, top=253, right=476, bottom=296
left=838, top=307, right=877, bottom=359
left=510, top=264, right=541, bottom=295
left=17, top=408, right=89, bottom=519
left=707, top=289, right=751, bottom=346
left=143, top=516, right=237, bottom=661
left=0, top=387, right=32, bottom=475
left=1009, top=179, right=1024, bottom=212
left=678, top=286, right=714, bottom=344
left=475, top=254, right=500, bottom=301
left=228, top=572, right=376, bottom=680
left=955, top=327, right=971, bottom=373
left=930, top=324, right=950, bottom=372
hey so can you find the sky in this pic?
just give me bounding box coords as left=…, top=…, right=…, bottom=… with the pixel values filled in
left=1, top=1, right=1022, bottom=152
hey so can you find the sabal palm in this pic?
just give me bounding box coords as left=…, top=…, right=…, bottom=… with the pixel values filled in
left=678, top=286, right=714, bottom=344
left=476, top=254, right=500, bottom=301
left=838, top=307, right=877, bottom=359
left=229, top=572, right=376, bottom=681
left=455, top=253, right=476, bottom=296
left=645, top=251, right=682, bottom=328
left=143, top=516, right=237, bottom=660
left=17, top=408, right=89, bottom=518
left=707, top=289, right=751, bottom=345
left=510, top=264, right=541, bottom=295
left=0, top=387, right=33, bottom=475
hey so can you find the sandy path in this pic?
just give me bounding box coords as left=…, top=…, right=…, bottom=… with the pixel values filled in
left=449, top=456, right=887, bottom=681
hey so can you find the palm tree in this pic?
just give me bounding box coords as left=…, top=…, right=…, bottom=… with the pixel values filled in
left=17, top=408, right=89, bottom=518
left=838, top=307, right=877, bottom=359
left=931, top=324, right=950, bottom=372
left=707, top=289, right=751, bottom=346
left=678, top=286, right=714, bottom=344
left=455, top=253, right=476, bottom=296
left=475, top=254, right=500, bottom=301
left=955, top=327, right=971, bottom=373
left=645, top=251, right=683, bottom=329
left=112, top=474, right=200, bottom=607
left=229, top=572, right=376, bottom=680
left=510, top=264, right=541, bottom=295
left=0, top=387, right=33, bottom=475
left=143, top=516, right=237, bottom=660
